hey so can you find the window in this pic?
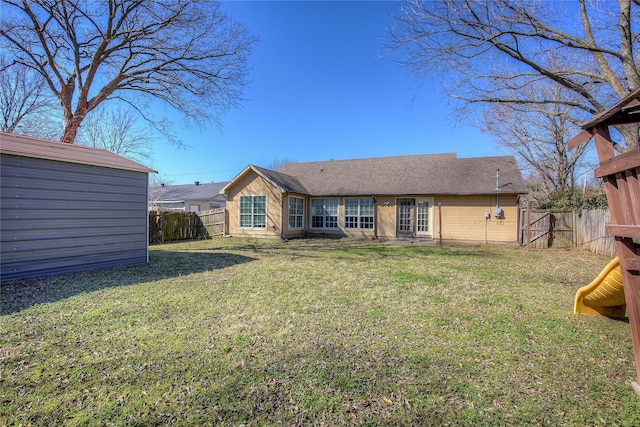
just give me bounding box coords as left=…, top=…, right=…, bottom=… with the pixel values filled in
left=344, top=198, right=374, bottom=229
left=239, top=195, right=266, bottom=228
left=311, top=198, right=338, bottom=229
left=288, top=197, right=304, bottom=229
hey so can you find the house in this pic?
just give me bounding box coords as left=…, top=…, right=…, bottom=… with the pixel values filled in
left=220, top=153, right=527, bottom=243
left=0, top=132, right=156, bottom=282
left=149, top=181, right=228, bottom=212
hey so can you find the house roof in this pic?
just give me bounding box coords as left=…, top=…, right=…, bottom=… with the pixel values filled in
left=152, top=181, right=229, bottom=202
left=0, top=132, right=157, bottom=173
left=220, top=165, right=308, bottom=195
left=274, top=153, right=527, bottom=196
left=252, top=165, right=308, bottom=194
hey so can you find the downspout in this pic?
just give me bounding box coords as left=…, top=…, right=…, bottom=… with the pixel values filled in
left=372, top=195, right=378, bottom=240
left=280, top=192, right=287, bottom=241
left=146, top=175, right=150, bottom=262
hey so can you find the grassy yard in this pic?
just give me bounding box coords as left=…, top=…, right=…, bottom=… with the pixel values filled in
left=1, top=238, right=639, bottom=426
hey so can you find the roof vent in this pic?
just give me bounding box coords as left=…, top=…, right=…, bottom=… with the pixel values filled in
left=195, top=181, right=200, bottom=186
left=161, top=183, right=165, bottom=187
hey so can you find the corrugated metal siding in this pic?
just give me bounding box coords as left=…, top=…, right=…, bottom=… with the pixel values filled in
left=1, top=154, right=149, bottom=282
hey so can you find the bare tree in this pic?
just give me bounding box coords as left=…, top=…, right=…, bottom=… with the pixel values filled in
left=1, top=0, right=256, bottom=144
left=267, top=157, right=297, bottom=171
left=79, top=107, right=152, bottom=163
left=0, top=55, right=59, bottom=137
left=482, top=81, right=593, bottom=197
left=389, top=0, right=639, bottom=151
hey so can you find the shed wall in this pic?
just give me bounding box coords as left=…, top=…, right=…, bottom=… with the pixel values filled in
left=1, top=154, right=149, bottom=282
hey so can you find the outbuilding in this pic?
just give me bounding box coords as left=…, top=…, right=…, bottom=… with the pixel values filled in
left=0, top=132, right=156, bottom=282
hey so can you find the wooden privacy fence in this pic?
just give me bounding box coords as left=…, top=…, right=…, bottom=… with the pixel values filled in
left=198, top=209, right=226, bottom=238
left=149, top=209, right=225, bottom=244
left=520, top=208, right=617, bottom=257
left=575, top=209, right=617, bottom=256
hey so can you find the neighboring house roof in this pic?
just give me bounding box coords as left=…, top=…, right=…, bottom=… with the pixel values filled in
left=279, top=154, right=526, bottom=196
left=152, top=181, right=229, bottom=203
left=0, top=132, right=157, bottom=173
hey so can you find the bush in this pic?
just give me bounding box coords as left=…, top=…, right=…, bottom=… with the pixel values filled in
left=539, top=187, right=608, bottom=210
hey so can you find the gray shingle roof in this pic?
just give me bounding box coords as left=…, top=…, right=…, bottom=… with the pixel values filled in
left=275, top=154, right=527, bottom=196
left=153, top=182, right=228, bottom=202
left=252, top=165, right=308, bottom=194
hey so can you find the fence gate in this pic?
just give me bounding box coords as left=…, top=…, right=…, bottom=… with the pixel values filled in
left=197, top=209, right=225, bottom=238
left=520, top=208, right=575, bottom=249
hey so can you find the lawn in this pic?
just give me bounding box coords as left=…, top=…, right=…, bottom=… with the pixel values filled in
left=1, top=238, right=638, bottom=426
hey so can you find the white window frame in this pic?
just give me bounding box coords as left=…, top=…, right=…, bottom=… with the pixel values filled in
left=239, top=195, right=267, bottom=229
left=288, top=196, right=304, bottom=230
left=310, top=198, right=339, bottom=229
left=344, top=198, right=374, bottom=230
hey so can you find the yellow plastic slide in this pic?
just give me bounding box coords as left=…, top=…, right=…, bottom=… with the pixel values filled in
left=574, top=257, right=626, bottom=318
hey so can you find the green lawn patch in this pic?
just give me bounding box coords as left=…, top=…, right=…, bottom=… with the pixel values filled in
left=1, top=238, right=638, bottom=426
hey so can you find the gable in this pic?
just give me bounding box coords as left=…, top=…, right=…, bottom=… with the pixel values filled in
left=223, top=167, right=280, bottom=200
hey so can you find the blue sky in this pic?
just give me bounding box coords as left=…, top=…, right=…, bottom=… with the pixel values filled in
left=150, top=1, right=502, bottom=185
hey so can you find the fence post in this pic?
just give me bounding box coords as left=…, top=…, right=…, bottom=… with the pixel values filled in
left=526, top=202, right=531, bottom=251
left=572, top=211, right=577, bottom=248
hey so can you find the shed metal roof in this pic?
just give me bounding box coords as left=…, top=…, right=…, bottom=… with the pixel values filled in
left=0, top=132, right=157, bottom=173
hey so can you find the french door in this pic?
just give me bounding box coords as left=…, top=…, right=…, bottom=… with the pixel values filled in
left=397, top=198, right=433, bottom=237
left=396, top=198, right=415, bottom=237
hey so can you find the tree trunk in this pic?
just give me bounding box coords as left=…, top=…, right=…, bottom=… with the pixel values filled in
left=618, top=123, right=639, bottom=151
left=61, top=117, right=82, bottom=144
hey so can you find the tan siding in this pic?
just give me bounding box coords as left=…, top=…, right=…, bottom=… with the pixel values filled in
left=225, top=171, right=282, bottom=238
left=375, top=196, right=397, bottom=238
left=435, top=195, right=519, bottom=243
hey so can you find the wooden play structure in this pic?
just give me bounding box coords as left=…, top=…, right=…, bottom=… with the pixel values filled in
left=569, top=87, right=640, bottom=396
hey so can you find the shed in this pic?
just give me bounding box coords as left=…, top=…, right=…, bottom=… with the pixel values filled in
left=0, top=132, right=157, bottom=282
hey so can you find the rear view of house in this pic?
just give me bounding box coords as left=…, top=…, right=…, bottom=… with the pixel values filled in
left=0, top=132, right=156, bottom=282
left=221, top=153, right=527, bottom=243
